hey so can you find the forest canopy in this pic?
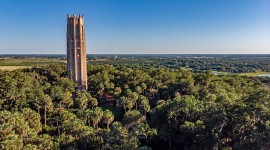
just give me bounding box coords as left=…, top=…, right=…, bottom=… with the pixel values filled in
left=0, top=63, right=270, bottom=149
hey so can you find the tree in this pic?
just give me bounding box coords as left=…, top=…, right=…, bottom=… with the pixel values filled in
left=122, top=110, right=145, bottom=129
left=22, top=108, right=42, bottom=133
left=0, top=110, right=51, bottom=149
left=114, top=87, right=122, bottom=98
left=150, top=95, right=204, bottom=148
left=135, top=86, right=142, bottom=94
left=82, top=107, right=103, bottom=129
left=103, top=122, right=139, bottom=149
left=122, top=110, right=157, bottom=147
left=89, top=97, right=98, bottom=110
left=131, top=92, right=139, bottom=110
left=118, top=96, right=135, bottom=112
left=140, top=83, right=147, bottom=94
left=102, top=110, right=114, bottom=129
left=138, top=96, right=151, bottom=115
left=41, top=94, right=53, bottom=126
left=74, top=90, right=89, bottom=110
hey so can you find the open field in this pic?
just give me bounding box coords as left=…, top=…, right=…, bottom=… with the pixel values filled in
left=0, top=58, right=66, bottom=66
left=213, top=71, right=270, bottom=77
left=238, top=71, right=270, bottom=76
left=0, top=66, right=31, bottom=71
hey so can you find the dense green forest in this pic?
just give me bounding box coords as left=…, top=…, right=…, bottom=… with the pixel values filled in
left=0, top=63, right=270, bottom=149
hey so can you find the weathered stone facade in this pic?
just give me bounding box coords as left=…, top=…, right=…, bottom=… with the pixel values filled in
left=67, top=14, right=88, bottom=90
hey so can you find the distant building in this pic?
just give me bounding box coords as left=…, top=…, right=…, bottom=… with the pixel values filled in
left=67, top=14, right=88, bottom=90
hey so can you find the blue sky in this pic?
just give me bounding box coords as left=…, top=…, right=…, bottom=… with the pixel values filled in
left=0, top=0, right=269, bottom=54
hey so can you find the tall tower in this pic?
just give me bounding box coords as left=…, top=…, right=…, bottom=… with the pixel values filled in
left=67, top=14, right=88, bottom=90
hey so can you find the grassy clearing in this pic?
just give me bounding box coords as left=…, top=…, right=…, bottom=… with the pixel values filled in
left=212, top=70, right=270, bottom=77
left=0, top=58, right=66, bottom=66
left=0, top=66, right=31, bottom=71
left=237, top=71, right=270, bottom=76
left=211, top=71, right=231, bottom=75
left=181, top=67, right=193, bottom=70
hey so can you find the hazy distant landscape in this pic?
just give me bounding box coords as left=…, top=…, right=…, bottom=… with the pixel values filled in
left=1, top=54, right=270, bottom=76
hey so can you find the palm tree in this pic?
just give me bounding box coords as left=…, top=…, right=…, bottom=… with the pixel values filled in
left=102, top=110, right=114, bottom=129
left=89, top=107, right=103, bottom=129
left=42, top=94, right=53, bottom=126
left=89, top=97, right=98, bottom=110
left=138, top=96, right=150, bottom=115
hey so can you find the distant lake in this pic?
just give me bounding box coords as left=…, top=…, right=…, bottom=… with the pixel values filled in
left=258, top=74, right=270, bottom=77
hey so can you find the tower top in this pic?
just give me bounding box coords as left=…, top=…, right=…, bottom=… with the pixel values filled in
left=67, top=14, right=84, bottom=18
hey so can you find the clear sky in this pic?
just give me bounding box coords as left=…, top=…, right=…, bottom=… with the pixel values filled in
left=0, top=0, right=269, bottom=54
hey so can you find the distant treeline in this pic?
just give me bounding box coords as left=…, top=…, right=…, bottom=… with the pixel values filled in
left=90, top=55, right=270, bottom=73
left=1, top=54, right=270, bottom=73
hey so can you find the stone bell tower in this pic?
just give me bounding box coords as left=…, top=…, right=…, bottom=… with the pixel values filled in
left=67, top=14, right=88, bottom=90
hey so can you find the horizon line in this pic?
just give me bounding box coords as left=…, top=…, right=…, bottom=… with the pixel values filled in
left=0, top=53, right=270, bottom=55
